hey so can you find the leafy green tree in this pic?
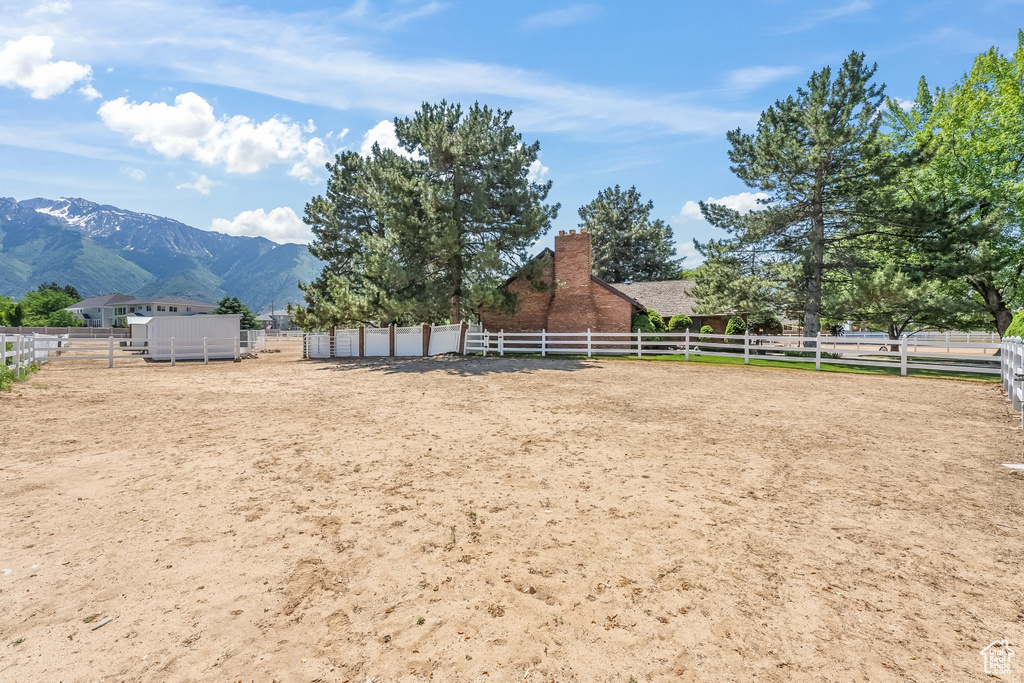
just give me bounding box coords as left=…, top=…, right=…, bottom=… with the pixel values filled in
left=578, top=185, right=680, bottom=283
left=299, top=101, right=558, bottom=328
left=19, top=289, right=81, bottom=326
left=646, top=309, right=667, bottom=332
left=0, top=296, right=21, bottom=327
left=213, top=296, right=261, bottom=330
left=667, top=314, right=692, bottom=332
left=884, top=35, right=1024, bottom=335
left=697, top=52, right=908, bottom=341
left=37, top=282, right=82, bottom=302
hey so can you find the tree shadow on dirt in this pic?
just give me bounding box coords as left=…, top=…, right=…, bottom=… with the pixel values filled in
left=307, top=354, right=597, bottom=376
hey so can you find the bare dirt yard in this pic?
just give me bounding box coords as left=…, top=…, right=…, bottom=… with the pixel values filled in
left=2, top=342, right=1023, bottom=682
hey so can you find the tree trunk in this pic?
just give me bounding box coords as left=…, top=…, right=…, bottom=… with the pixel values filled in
left=969, top=278, right=1013, bottom=336
left=803, top=182, right=825, bottom=347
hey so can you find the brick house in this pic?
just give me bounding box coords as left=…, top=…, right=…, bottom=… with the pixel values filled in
left=478, top=229, right=644, bottom=333
left=479, top=228, right=731, bottom=334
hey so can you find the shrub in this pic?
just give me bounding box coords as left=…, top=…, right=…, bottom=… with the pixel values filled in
left=631, top=313, right=655, bottom=333
left=1005, top=310, right=1024, bottom=339
left=699, top=324, right=713, bottom=344
left=667, top=314, right=692, bottom=332
left=646, top=309, right=667, bottom=333
left=725, top=315, right=747, bottom=336
left=746, top=310, right=782, bottom=335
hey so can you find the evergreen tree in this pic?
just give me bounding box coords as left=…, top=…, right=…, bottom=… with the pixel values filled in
left=578, top=185, right=680, bottom=283
left=696, top=52, right=907, bottom=340
left=299, top=101, right=558, bottom=328
left=37, top=282, right=82, bottom=302
left=213, top=296, right=261, bottom=330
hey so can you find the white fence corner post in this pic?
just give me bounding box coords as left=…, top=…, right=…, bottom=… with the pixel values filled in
left=170, top=337, right=176, bottom=366
left=203, top=337, right=209, bottom=365
left=499, top=329, right=504, bottom=357
left=108, top=336, right=114, bottom=369
left=815, top=331, right=821, bottom=371
left=587, top=328, right=592, bottom=358
left=900, top=338, right=908, bottom=376
left=541, top=329, right=546, bottom=357
left=684, top=329, right=689, bottom=361
left=637, top=330, right=642, bottom=360
left=0, top=333, right=5, bottom=369
left=744, top=331, right=750, bottom=365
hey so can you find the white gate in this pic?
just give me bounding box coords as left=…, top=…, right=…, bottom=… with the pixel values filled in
left=334, top=328, right=358, bottom=357
left=428, top=323, right=462, bottom=355
left=364, top=327, right=390, bottom=356
left=395, top=325, right=423, bottom=356
left=305, top=333, right=331, bottom=358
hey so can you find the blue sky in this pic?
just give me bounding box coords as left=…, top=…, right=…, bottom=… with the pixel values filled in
left=0, top=1, right=1020, bottom=265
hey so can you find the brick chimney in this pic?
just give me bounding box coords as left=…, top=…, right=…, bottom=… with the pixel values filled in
left=547, top=228, right=598, bottom=332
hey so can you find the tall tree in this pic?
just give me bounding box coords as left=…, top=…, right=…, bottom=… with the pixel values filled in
left=299, top=101, right=558, bottom=328
left=37, top=282, right=82, bottom=302
left=697, top=52, right=903, bottom=339
left=19, top=289, right=81, bottom=327
left=577, top=185, right=680, bottom=283
left=884, top=34, right=1024, bottom=335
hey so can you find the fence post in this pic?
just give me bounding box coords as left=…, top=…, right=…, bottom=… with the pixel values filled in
left=684, top=329, right=690, bottom=361
left=541, top=329, right=546, bottom=357
left=170, top=337, right=176, bottom=366
left=14, top=334, right=22, bottom=376
left=235, top=336, right=241, bottom=360
left=744, top=330, right=750, bottom=365
left=587, top=328, right=592, bottom=358
left=637, top=330, right=642, bottom=360
left=815, top=332, right=821, bottom=370
left=203, top=337, right=209, bottom=365
left=108, top=336, right=114, bottom=369
left=499, top=329, right=504, bottom=357
left=900, top=338, right=908, bottom=376
left=0, top=333, right=5, bottom=369
left=483, top=331, right=488, bottom=357
left=1013, top=342, right=1022, bottom=411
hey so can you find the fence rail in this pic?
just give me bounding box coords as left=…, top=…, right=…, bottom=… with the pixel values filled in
left=2, top=333, right=240, bottom=369
left=464, top=329, right=1003, bottom=376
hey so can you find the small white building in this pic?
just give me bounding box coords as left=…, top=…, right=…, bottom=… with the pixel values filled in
left=127, top=314, right=241, bottom=361
left=67, top=294, right=216, bottom=328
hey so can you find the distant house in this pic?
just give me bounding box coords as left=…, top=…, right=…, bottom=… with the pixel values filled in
left=256, top=311, right=295, bottom=330
left=66, top=293, right=216, bottom=327
left=478, top=229, right=729, bottom=333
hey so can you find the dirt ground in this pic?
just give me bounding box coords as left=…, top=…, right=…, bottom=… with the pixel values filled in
left=2, top=341, right=1023, bottom=683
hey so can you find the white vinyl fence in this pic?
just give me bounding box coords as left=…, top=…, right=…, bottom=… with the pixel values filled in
left=240, top=329, right=267, bottom=352
left=302, top=322, right=467, bottom=359
left=465, top=329, right=1003, bottom=376
left=1002, top=336, right=1024, bottom=429
left=2, top=332, right=240, bottom=369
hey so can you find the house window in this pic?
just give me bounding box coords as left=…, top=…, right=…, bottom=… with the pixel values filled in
left=114, top=307, right=126, bottom=315
left=157, top=305, right=166, bottom=312
left=129, top=307, right=135, bottom=312
left=146, top=305, right=152, bottom=312
left=169, top=306, right=178, bottom=312
left=186, top=307, right=191, bottom=312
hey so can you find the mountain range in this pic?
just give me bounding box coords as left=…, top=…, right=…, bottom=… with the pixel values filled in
left=0, top=196, right=321, bottom=312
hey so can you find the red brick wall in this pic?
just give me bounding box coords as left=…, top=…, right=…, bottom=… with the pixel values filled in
left=479, top=230, right=637, bottom=333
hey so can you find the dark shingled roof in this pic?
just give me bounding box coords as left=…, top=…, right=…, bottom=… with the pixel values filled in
left=608, top=280, right=719, bottom=317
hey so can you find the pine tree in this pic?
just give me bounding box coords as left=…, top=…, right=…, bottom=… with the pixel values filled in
left=299, top=101, right=558, bottom=328
left=578, top=185, right=679, bottom=283
left=697, top=52, right=904, bottom=340
left=213, top=296, right=260, bottom=330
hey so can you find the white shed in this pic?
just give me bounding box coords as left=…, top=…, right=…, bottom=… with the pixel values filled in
left=127, top=314, right=241, bottom=361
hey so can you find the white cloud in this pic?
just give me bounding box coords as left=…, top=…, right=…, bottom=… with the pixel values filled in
left=359, top=120, right=422, bottom=159
left=783, top=1, right=871, bottom=33
left=78, top=83, right=101, bottom=100
left=527, top=159, right=548, bottom=182
left=176, top=173, right=216, bottom=195
left=0, top=35, right=92, bottom=99
left=726, top=66, right=800, bottom=92
left=210, top=207, right=311, bottom=244
left=675, top=191, right=770, bottom=223
left=892, top=96, right=914, bottom=111
left=98, top=92, right=331, bottom=180
left=677, top=241, right=704, bottom=268
left=524, top=4, right=598, bottom=30
left=120, top=165, right=146, bottom=182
